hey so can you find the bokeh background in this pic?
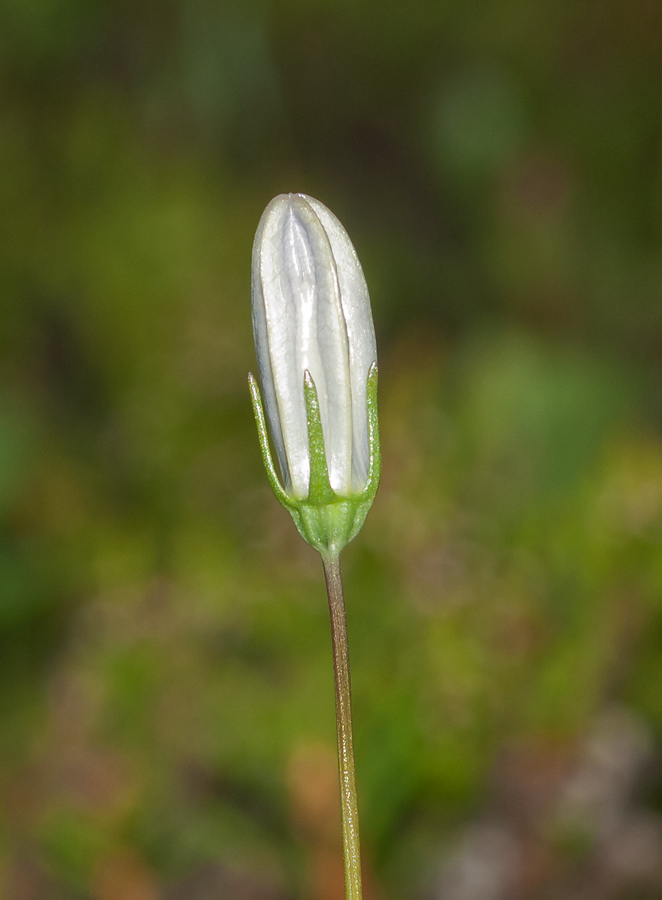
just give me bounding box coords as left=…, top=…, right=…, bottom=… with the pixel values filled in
left=2, top=1, right=662, bottom=898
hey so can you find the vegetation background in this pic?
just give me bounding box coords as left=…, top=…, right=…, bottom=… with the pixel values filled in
left=1, top=0, right=662, bottom=898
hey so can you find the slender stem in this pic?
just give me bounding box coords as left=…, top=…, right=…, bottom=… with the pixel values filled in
left=322, top=553, right=363, bottom=900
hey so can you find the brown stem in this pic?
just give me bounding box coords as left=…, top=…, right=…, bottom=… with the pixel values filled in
left=322, top=553, right=363, bottom=900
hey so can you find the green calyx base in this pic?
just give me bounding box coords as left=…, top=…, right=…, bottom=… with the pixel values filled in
left=248, top=363, right=381, bottom=560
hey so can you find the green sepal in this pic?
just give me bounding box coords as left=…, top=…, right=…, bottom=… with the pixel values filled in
left=248, top=372, right=296, bottom=512
left=303, top=370, right=336, bottom=507
left=248, top=363, right=381, bottom=560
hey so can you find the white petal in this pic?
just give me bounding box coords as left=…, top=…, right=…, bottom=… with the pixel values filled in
left=254, top=197, right=309, bottom=497
left=251, top=202, right=291, bottom=491
left=300, top=194, right=377, bottom=491
left=285, top=197, right=352, bottom=495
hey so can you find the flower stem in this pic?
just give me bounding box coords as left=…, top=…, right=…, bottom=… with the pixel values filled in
left=322, top=553, right=363, bottom=900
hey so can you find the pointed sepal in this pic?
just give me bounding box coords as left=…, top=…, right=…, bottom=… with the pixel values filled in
left=303, top=370, right=336, bottom=506
left=248, top=372, right=295, bottom=511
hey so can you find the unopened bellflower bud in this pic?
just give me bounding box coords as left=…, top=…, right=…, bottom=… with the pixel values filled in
left=248, top=193, right=380, bottom=558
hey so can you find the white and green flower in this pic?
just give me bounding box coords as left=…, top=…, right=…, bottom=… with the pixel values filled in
left=249, top=193, right=380, bottom=557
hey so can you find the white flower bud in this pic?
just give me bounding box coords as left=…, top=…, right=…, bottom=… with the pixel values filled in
left=251, top=193, right=377, bottom=499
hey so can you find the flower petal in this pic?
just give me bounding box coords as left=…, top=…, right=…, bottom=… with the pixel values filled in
left=301, top=195, right=377, bottom=490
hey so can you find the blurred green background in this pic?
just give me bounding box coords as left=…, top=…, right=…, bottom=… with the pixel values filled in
left=2, top=0, right=662, bottom=898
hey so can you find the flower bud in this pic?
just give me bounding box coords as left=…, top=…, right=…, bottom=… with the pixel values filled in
left=249, top=193, right=380, bottom=556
